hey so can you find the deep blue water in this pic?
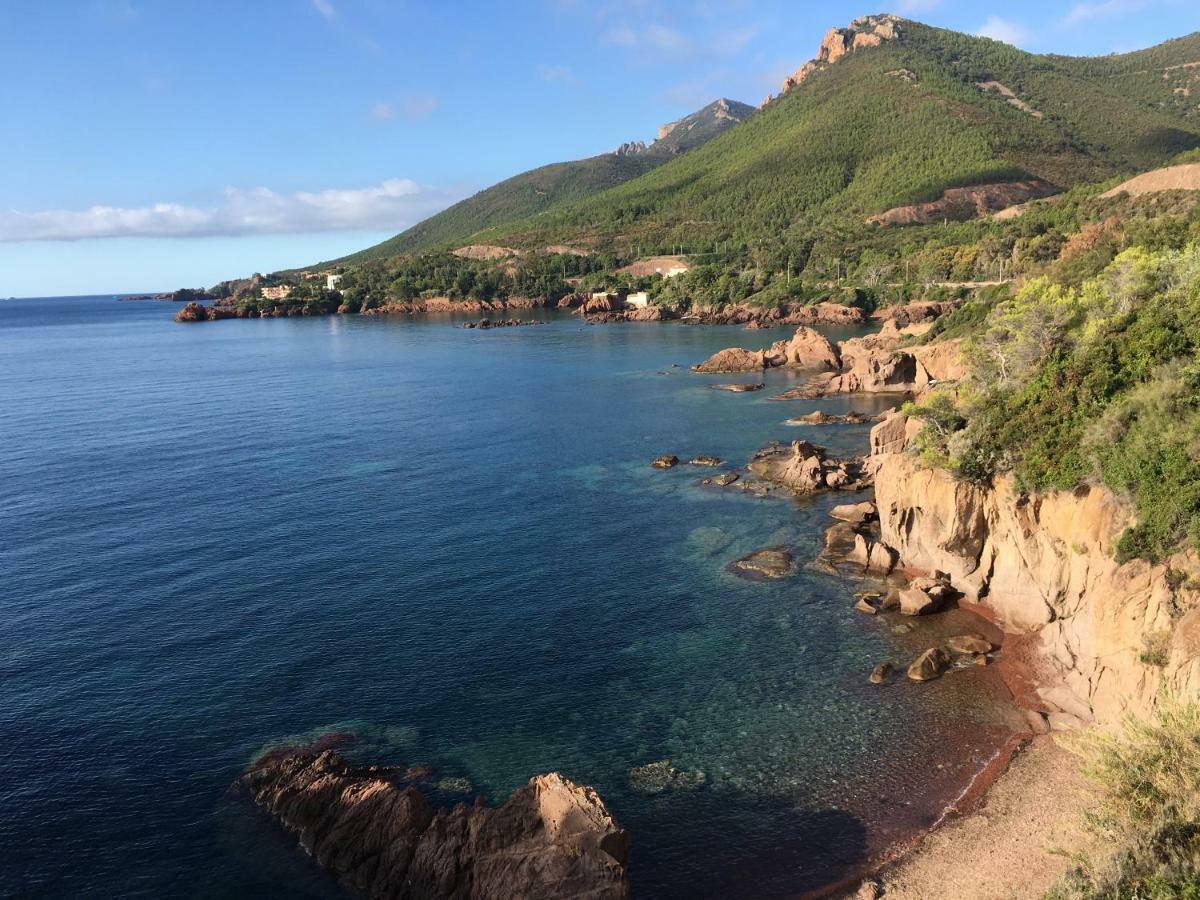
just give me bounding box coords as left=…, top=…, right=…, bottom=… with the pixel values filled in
left=0, top=297, right=1021, bottom=898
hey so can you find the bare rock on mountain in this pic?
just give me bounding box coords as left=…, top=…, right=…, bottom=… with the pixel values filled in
left=868, top=180, right=1060, bottom=227
left=236, top=750, right=630, bottom=900
left=768, top=14, right=901, bottom=101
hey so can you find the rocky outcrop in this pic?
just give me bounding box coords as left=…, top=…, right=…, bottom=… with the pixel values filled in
left=692, top=326, right=840, bottom=373
left=174, top=302, right=237, bottom=322
left=772, top=324, right=967, bottom=399
left=871, top=301, right=960, bottom=326
left=770, top=326, right=842, bottom=370
left=686, top=302, right=865, bottom=327
left=868, top=181, right=1060, bottom=227
left=692, top=347, right=769, bottom=373
left=869, top=414, right=1200, bottom=726
left=786, top=410, right=880, bottom=426
left=746, top=440, right=868, bottom=495
left=765, top=15, right=902, bottom=105
left=237, top=750, right=629, bottom=900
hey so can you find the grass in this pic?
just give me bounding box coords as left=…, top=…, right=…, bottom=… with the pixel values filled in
left=1047, top=700, right=1200, bottom=899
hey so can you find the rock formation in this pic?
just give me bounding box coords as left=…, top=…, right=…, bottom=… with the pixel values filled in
left=692, top=326, right=840, bottom=373
left=747, top=440, right=867, bottom=495
left=763, top=15, right=902, bottom=107
left=868, top=411, right=1200, bottom=727
left=770, top=321, right=967, bottom=399
left=236, top=750, right=630, bottom=900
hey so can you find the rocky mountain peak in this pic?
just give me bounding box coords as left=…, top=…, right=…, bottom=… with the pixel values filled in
left=762, top=13, right=903, bottom=107
left=614, top=97, right=754, bottom=156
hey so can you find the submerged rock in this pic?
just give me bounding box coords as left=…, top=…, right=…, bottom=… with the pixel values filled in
left=651, top=455, right=679, bottom=469
left=708, top=471, right=740, bottom=486
left=237, top=750, right=630, bottom=900
left=628, top=760, right=706, bottom=795
left=710, top=382, right=764, bottom=392
left=731, top=547, right=795, bottom=580
left=689, top=456, right=724, bottom=467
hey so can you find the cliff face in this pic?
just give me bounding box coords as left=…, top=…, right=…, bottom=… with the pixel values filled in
left=869, top=425, right=1200, bottom=726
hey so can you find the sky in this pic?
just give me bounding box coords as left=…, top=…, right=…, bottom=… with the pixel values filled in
left=2, top=0, right=1199, bottom=297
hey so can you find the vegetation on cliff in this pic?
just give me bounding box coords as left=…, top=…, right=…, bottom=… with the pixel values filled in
left=906, top=203, right=1200, bottom=563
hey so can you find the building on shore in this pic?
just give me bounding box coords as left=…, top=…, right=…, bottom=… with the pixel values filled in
left=625, top=291, right=650, bottom=309
left=261, top=285, right=292, bottom=301
left=326, top=274, right=343, bottom=291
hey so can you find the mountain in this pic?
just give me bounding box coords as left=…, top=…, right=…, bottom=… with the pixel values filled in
left=448, top=15, right=1200, bottom=254
left=333, top=98, right=754, bottom=265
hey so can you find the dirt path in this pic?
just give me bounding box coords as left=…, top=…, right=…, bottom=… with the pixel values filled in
left=857, top=737, right=1094, bottom=899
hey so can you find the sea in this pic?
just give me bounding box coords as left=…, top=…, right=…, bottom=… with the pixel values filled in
left=0, top=296, right=1023, bottom=898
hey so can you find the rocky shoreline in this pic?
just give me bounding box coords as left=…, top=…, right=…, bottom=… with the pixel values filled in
left=230, top=309, right=1178, bottom=898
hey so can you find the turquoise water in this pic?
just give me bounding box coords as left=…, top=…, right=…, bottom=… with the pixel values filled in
left=0, top=297, right=1019, bottom=898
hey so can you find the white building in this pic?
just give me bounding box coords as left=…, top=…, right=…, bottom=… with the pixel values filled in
left=625, top=291, right=650, bottom=309
left=326, top=274, right=344, bottom=291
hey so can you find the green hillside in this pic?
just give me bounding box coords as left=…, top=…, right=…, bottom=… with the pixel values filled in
left=335, top=98, right=754, bottom=265
left=462, top=18, right=1200, bottom=254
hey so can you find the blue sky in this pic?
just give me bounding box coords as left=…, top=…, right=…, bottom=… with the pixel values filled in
left=2, top=0, right=1198, bottom=297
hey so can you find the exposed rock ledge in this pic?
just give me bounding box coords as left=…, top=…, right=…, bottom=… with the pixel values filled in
left=236, top=749, right=629, bottom=899
left=868, top=413, right=1200, bottom=727
left=868, top=180, right=1060, bottom=227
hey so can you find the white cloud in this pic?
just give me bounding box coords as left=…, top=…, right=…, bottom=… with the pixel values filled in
left=370, top=101, right=395, bottom=120
left=0, top=179, right=464, bottom=242
left=1061, top=0, right=1144, bottom=26
left=977, top=15, right=1033, bottom=47
left=311, top=0, right=336, bottom=19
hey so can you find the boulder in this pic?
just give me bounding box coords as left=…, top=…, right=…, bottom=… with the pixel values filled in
left=907, top=647, right=951, bottom=681
left=898, top=587, right=942, bottom=616
left=946, top=634, right=994, bottom=656
left=731, top=547, right=795, bottom=580
left=237, top=750, right=629, bottom=900
left=867, top=541, right=898, bottom=575
left=831, top=502, right=878, bottom=524
left=650, top=455, right=679, bottom=469
left=855, top=597, right=878, bottom=615
left=689, top=456, right=724, bottom=467
left=869, top=663, right=894, bottom=684
left=708, top=472, right=739, bottom=486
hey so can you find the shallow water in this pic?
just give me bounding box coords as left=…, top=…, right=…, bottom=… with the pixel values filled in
left=0, top=298, right=1021, bottom=898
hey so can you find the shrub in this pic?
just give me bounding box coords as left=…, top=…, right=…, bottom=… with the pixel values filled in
left=1049, top=700, right=1200, bottom=899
